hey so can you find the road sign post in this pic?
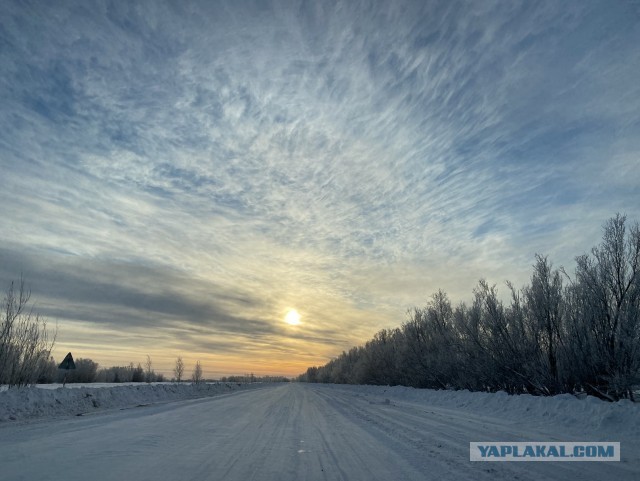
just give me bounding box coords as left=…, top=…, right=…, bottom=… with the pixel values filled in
left=58, top=352, right=76, bottom=387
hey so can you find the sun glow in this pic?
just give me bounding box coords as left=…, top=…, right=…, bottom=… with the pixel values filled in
left=284, top=309, right=301, bottom=326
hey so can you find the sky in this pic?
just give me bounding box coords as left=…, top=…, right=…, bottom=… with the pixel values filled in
left=1, top=0, right=639, bottom=378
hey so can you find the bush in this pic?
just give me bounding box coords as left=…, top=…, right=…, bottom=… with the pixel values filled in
left=61, top=358, right=99, bottom=383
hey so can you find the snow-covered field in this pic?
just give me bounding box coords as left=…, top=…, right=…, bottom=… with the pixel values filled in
left=0, top=383, right=638, bottom=480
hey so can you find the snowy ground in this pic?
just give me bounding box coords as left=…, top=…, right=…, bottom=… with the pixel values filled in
left=0, top=383, right=638, bottom=480
left=0, top=382, right=268, bottom=422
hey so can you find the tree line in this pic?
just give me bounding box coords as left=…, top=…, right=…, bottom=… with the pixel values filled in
left=22, top=355, right=206, bottom=385
left=0, top=279, right=208, bottom=387
left=220, top=374, right=290, bottom=383
left=299, top=214, right=640, bottom=401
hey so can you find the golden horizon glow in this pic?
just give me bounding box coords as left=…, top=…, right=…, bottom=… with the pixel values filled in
left=284, top=309, right=301, bottom=326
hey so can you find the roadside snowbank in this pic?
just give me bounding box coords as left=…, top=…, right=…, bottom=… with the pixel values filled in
left=319, top=384, right=640, bottom=437
left=3, top=381, right=637, bottom=438
left=0, top=382, right=267, bottom=422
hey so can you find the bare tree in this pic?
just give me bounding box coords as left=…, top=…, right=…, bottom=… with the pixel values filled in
left=37, top=356, right=58, bottom=383
left=0, top=278, right=56, bottom=387
left=145, top=355, right=153, bottom=383
left=524, top=255, right=564, bottom=393
left=174, top=356, right=184, bottom=382
left=192, top=360, right=203, bottom=384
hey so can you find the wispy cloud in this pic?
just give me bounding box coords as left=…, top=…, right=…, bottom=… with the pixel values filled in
left=1, top=0, right=639, bottom=375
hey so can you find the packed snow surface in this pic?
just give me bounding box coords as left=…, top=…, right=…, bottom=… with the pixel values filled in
left=0, top=383, right=638, bottom=480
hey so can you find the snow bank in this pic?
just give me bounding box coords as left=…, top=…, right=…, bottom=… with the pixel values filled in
left=320, top=384, right=640, bottom=437
left=0, top=382, right=267, bottom=422
left=4, top=381, right=637, bottom=438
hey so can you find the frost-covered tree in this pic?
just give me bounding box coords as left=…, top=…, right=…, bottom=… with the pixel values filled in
left=0, top=278, right=56, bottom=387
left=144, top=355, right=153, bottom=383
left=192, top=361, right=203, bottom=384
left=132, top=363, right=145, bottom=382
left=300, top=214, right=639, bottom=401
left=565, top=214, right=640, bottom=400
left=63, top=358, right=99, bottom=383
left=523, top=255, right=564, bottom=393
left=174, top=356, right=185, bottom=382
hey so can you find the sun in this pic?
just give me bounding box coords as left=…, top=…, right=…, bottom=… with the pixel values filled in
left=284, top=309, right=301, bottom=326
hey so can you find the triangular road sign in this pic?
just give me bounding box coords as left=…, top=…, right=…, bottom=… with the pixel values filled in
left=58, top=352, right=76, bottom=370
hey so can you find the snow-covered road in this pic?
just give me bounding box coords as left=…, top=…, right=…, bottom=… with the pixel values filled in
left=0, top=383, right=637, bottom=480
